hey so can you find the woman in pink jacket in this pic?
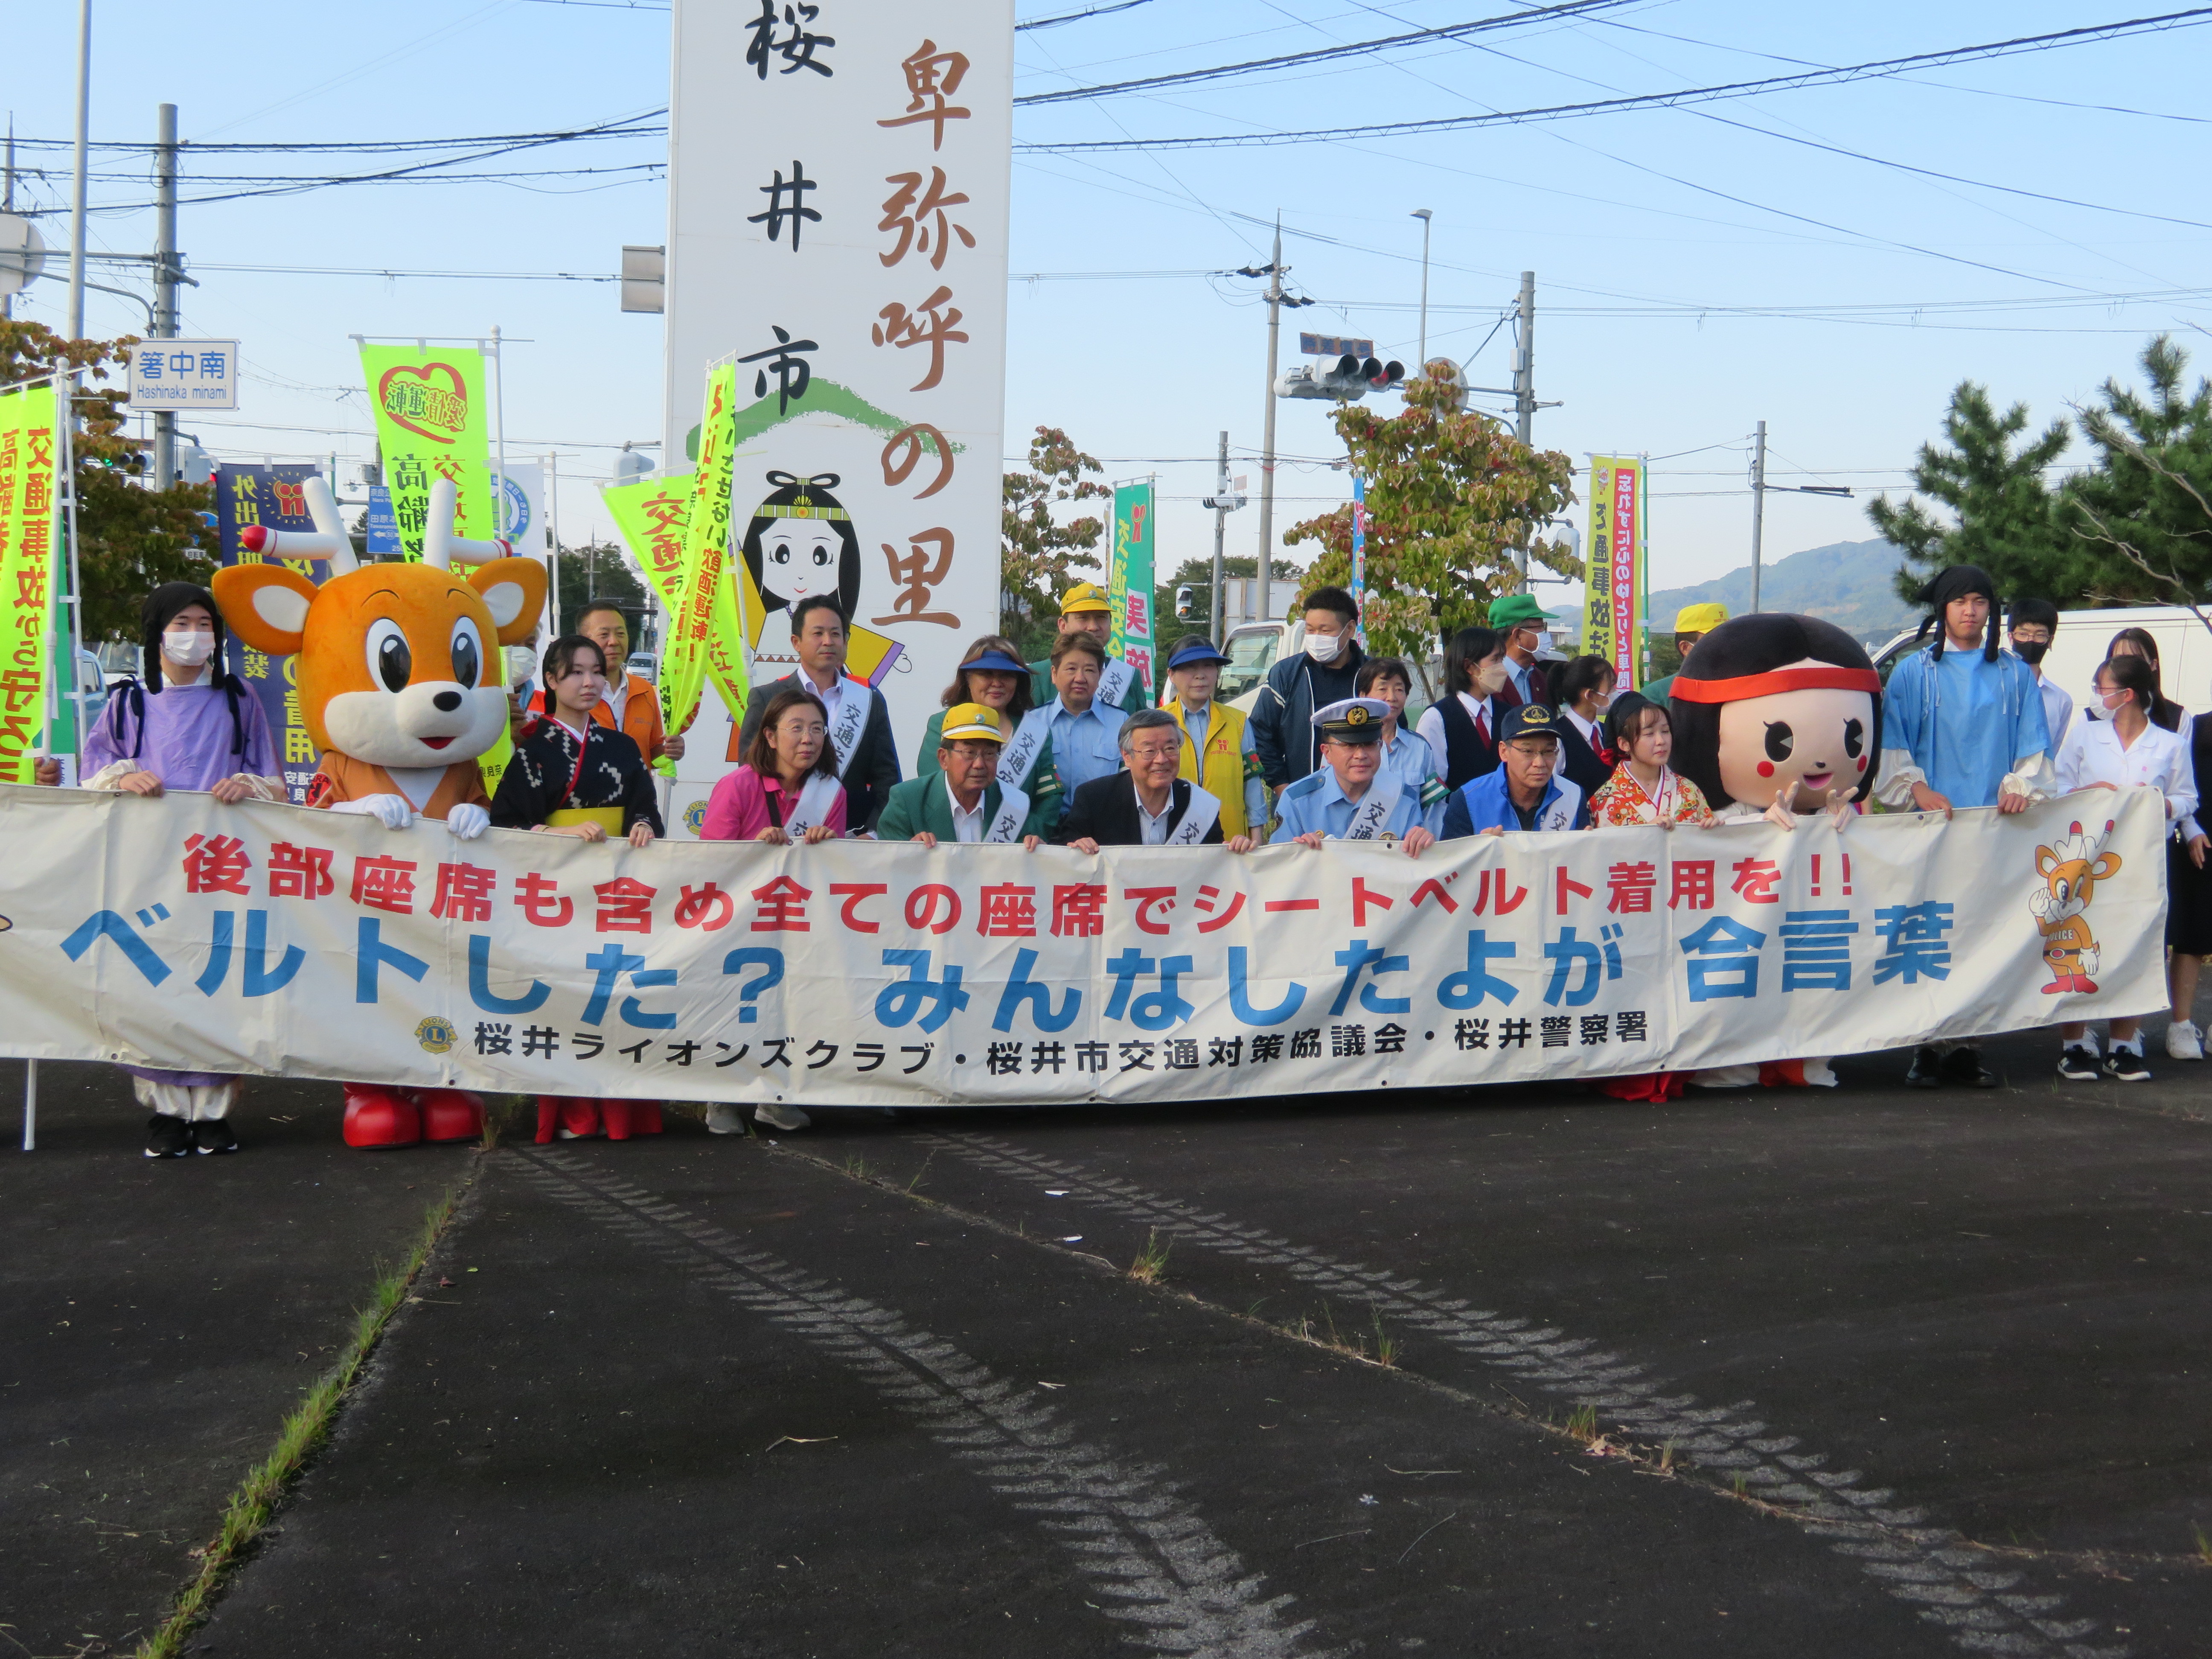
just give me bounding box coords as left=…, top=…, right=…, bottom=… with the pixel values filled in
left=702, top=683, right=849, bottom=842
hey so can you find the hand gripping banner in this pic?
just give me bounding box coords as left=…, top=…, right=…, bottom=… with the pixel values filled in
left=0, top=783, right=2169, bottom=1109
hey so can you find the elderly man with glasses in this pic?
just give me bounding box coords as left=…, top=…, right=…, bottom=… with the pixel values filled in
left=1054, top=709, right=1254, bottom=852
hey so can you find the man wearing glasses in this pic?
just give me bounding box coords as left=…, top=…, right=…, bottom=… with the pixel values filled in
left=1054, top=710, right=1254, bottom=851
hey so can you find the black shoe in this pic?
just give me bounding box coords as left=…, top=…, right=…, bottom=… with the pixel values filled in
left=144, top=1114, right=192, bottom=1158
left=192, top=1119, right=239, bottom=1155
left=1941, top=1045, right=1999, bottom=1089
left=2102, top=1047, right=2151, bottom=1083
left=1904, top=1045, right=1944, bottom=1088
left=2056, top=1045, right=2101, bottom=1082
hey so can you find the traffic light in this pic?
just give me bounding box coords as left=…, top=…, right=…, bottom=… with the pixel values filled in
left=1175, top=584, right=1193, bottom=620
left=1274, top=353, right=1407, bottom=402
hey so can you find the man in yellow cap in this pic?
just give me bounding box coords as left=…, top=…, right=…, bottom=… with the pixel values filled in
left=1640, top=601, right=1729, bottom=713
left=1028, top=580, right=1151, bottom=716
left=874, top=702, right=1052, bottom=846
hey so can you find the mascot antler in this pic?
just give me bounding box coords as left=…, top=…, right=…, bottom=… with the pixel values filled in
left=237, top=476, right=358, bottom=573
left=422, top=477, right=514, bottom=570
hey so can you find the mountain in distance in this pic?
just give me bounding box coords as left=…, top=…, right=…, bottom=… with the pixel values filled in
left=1646, top=538, right=1918, bottom=646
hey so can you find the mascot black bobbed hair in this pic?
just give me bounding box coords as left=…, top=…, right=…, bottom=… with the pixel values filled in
left=740, top=471, right=862, bottom=626
left=1669, top=612, right=1884, bottom=811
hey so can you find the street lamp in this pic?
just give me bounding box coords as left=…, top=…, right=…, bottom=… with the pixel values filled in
left=1411, top=209, right=1432, bottom=375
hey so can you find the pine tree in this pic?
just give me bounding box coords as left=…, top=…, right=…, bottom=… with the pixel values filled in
left=1282, top=372, right=1579, bottom=667
left=1867, top=380, right=2073, bottom=607
left=2062, top=335, right=2212, bottom=613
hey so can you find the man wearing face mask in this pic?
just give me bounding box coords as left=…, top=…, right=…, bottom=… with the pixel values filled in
left=2007, top=598, right=2072, bottom=748
left=1252, top=585, right=1367, bottom=795
left=56, top=585, right=285, bottom=1158
left=1484, top=594, right=1556, bottom=709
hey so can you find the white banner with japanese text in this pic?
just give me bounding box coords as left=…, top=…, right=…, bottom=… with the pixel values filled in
left=0, top=785, right=2169, bottom=1107
left=661, top=0, right=1012, bottom=763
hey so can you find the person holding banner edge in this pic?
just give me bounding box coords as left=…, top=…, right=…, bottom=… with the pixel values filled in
left=492, top=635, right=664, bottom=848
left=1027, top=581, right=1150, bottom=718
left=736, top=596, right=901, bottom=834
left=1441, top=704, right=1592, bottom=836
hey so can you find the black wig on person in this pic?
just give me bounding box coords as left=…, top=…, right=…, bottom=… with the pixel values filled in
left=1915, top=564, right=2000, bottom=663
left=116, top=581, right=249, bottom=758
left=740, top=471, right=862, bottom=626
left=1668, top=612, right=1883, bottom=809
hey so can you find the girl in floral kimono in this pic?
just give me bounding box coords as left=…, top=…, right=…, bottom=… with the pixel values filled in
left=1587, top=693, right=1714, bottom=829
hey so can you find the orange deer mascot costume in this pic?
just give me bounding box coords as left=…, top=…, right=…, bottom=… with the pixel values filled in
left=212, top=477, right=547, bottom=1147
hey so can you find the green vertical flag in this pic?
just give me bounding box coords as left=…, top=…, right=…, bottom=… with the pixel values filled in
left=1109, top=480, right=1157, bottom=699
left=358, top=345, right=493, bottom=562
left=0, top=382, right=59, bottom=783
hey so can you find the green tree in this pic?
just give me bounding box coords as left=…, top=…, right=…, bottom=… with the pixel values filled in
left=1001, top=425, right=1109, bottom=658
left=1282, top=373, right=1580, bottom=666
left=2061, top=335, right=2212, bottom=616
left=553, top=540, right=652, bottom=640
left=0, top=320, right=217, bottom=643
left=1867, top=380, right=2074, bottom=606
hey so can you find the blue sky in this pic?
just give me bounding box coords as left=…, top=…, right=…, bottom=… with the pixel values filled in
left=8, top=0, right=2211, bottom=605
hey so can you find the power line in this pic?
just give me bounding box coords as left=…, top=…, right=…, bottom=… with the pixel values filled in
left=1018, top=0, right=1160, bottom=31
left=1015, top=7, right=2212, bottom=150
left=1015, top=0, right=1633, bottom=105
left=3, top=113, right=667, bottom=155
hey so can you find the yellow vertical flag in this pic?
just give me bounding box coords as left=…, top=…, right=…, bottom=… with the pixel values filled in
left=658, top=365, right=738, bottom=757
left=602, top=473, right=750, bottom=722
left=0, top=382, right=60, bottom=783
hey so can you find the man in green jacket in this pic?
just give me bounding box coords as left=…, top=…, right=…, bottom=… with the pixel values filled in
left=874, top=702, right=1054, bottom=846
left=1028, top=580, right=1151, bottom=717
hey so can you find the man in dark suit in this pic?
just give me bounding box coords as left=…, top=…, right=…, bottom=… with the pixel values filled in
left=1052, top=709, right=1256, bottom=852
left=735, top=595, right=901, bottom=832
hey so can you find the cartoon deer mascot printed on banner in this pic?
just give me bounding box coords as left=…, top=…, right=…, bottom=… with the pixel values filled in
left=212, top=477, right=547, bottom=1148
left=2031, top=818, right=2122, bottom=995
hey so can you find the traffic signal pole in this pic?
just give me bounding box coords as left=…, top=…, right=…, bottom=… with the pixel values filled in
left=1256, top=225, right=1284, bottom=626
left=1511, top=270, right=1535, bottom=591
left=1210, top=429, right=1228, bottom=646
left=151, top=103, right=178, bottom=489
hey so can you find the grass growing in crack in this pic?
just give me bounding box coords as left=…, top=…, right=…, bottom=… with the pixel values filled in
left=1563, top=1404, right=1598, bottom=1442
left=133, top=1185, right=463, bottom=1659
left=1731, top=1470, right=1751, bottom=1497
left=480, top=1094, right=526, bottom=1153
left=904, top=1150, right=936, bottom=1194
left=1659, top=1439, right=1677, bottom=1473
left=2194, top=1523, right=2212, bottom=1566
left=842, top=1152, right=876, bottom=1182
left=1370, top=1307, right=1398, bottom=1368
left=1126, top=1228, right=1171, bottom=1285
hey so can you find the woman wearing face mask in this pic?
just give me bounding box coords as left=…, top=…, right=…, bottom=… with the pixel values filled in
left=69, top=584, right=284, bottom=1158
left=2052, top=654, right=2198, bottom=1083
left=1552, top=655, right=1620, bottom=798
left=2098, top=628, right=2186, bottom=731
left=1414, top=626, right=1509, bottom=790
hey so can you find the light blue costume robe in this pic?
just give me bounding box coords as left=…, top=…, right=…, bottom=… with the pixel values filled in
left=1879, top=644, right=2052, bottom=809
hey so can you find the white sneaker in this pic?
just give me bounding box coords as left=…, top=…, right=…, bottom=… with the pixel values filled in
left=704, top=1103, right=748, bottom=1136
left=754, top=1101, right=811, bottom=1132
left=2166, top=1020, right=2204, bottom=1061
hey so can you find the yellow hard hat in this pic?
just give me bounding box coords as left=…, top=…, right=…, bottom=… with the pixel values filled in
left=940, top=702, right=1006, bottom=743
left=1059, top=581, right=1112, bottom=615
left=1674, top=602, right=1729, bottom=634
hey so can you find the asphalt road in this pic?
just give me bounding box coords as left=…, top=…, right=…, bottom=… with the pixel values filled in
left=6, top=1024, right=2210, bottom=1658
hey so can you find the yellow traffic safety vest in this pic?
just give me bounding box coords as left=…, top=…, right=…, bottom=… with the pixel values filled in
left=1166, top=699, right=1253, bottom=838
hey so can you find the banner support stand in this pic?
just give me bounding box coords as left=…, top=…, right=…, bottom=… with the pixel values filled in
left=20, top=1059, right=34, bottom=1153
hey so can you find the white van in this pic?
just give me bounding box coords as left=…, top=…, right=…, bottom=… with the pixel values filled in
left=1870, top=604, right=2211, bottom=728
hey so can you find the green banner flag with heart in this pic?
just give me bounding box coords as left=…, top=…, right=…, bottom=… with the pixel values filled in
left=358, top=344, right=493, bottom=562
left=601, top=470, right=750, bottom=725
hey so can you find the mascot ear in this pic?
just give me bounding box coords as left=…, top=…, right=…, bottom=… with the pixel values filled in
left=468, top=557, right=549, bottom=646
left=212, top=564, right=319, bottom=655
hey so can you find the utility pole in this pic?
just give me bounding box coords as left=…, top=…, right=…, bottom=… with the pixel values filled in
left=1749, top=419, right=1767, bottom=615
left=1510, top=270, right=1536, bottom=593
left=1256, top=224, right=1284, bottom=626
left=1209, top=429, right=1228, bottom=645
left=151, top=104, right=178, bottom=489
left=3, top=119, right=16, bottom=323
left=67, top=0, right=92, bottom=340
left=1411, top=209, right=1432, bottom=371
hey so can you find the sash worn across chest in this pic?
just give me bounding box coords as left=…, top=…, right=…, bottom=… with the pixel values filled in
left=983, top=782, right=1030, bottom=843
left=781, top=772, right=844, bottom=833
left=1096, top=658, right=1135, bottom=711
left=1165, top=785, right=1219, bottom=845
left=1341, top=778, right=1403, bottom=841
left=826, top=683, right=868, bottom=775
left=998, top=707, right=1052, bottom=788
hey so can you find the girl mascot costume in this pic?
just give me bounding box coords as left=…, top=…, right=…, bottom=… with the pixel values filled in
left=1667, top=612, right=1883, bottom=1088
left=212, top=477, right=547, bottom=1147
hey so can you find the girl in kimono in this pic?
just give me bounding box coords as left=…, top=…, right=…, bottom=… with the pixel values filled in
left=701, top=684, right=848, bottom=843
left=1587, top=693, right=1714, bottom=828
left=489, top=634, right=665, bottom=1144
left=71, top=584, right=285, bottom=1157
